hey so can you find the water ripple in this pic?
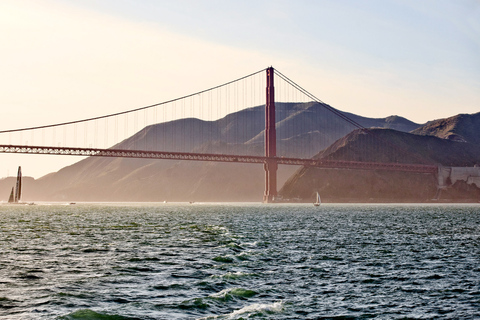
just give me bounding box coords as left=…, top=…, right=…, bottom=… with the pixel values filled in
left=0, top=203, right=479, bottom=319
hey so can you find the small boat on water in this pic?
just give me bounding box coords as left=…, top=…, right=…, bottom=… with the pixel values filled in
left=7, top=167, right=22, bottom=204
left=8, top=187, right=14, bottom=203
left=6, top=166, right=30, bottom=205
left=313, top=191, right=321, bottom=207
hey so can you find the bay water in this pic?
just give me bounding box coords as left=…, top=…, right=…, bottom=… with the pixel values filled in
left=0, top=203, right=479, bottom=319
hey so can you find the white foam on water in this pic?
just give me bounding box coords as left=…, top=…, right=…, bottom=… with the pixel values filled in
left=196, top=301, right=284, bottom=320
left=227, top=301, right=284, bottom=318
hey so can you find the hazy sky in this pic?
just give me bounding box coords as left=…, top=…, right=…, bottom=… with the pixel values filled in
left=1, top=0, right=479, bottom=179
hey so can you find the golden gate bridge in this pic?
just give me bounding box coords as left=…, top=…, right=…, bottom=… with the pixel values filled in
left=0, top=67, right=437, bottom=202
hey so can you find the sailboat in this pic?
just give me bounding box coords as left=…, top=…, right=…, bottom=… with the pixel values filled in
left=6, top=166, right=22, bottom=204
left=14, top=166, right=22, bottom=203
left=8, top=187, right=14, bottom=203
left=313, top=191, right=321, bottom=207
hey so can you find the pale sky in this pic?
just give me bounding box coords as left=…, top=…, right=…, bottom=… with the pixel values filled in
left=0, top=0, right=479, bottom=179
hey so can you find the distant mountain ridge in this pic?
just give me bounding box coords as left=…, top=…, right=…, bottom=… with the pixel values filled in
left=246, top=102, right=420, bottom=158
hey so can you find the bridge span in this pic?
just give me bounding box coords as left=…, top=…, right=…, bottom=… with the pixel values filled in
left=0, top=144, right=438, bottom=174
left=0, top=67, right=440, bottom=202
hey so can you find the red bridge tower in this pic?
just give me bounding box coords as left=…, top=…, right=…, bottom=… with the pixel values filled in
left=263, top=67, right=277, bottom=203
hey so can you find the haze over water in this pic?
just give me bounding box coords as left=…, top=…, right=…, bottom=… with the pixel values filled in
left=0, top=203, right=479, bottom=319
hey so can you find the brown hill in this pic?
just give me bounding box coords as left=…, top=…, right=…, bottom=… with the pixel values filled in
left=279, top=128, right=480, bottom=203
left=317, top=128, right=480, bottom=166
left=411, top=112, right=480, bottom=145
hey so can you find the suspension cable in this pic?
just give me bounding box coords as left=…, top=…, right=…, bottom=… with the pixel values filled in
left=274, top=69, right=434, bottom=165
left=0, top=68, right=267, bottom=134
left=274, top=69, right=367, bottom=130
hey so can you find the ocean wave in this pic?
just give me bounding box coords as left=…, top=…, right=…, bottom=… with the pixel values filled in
left=210, top=271, right=257, bottom=280
left=212, top=255, right=235, bottom=263
left=209, top=287, right=258, bottom=301
left=57, top=308, right=141, bottom=320
left=228, top=301, right=284, bottom=317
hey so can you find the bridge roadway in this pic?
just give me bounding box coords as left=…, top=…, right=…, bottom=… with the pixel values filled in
left=0, top=144, right=438, bottom=174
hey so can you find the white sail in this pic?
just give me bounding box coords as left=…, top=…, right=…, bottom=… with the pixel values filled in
left=314, top=192, right=321, bottom=206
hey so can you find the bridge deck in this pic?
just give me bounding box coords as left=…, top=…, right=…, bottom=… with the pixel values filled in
left=0, top=144, right=438, bottom=174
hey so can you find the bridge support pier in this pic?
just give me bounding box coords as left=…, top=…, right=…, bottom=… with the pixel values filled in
left=263, top=67, right=277, bottom=203
left=263, top=159, right=278, bottom=203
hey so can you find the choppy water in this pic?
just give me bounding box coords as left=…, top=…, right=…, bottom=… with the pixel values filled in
left=0, top=203, right=479, bottom=319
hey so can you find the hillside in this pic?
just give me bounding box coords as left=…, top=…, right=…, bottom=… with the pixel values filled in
left=411, top=112, right=480, bottom=144
left=317, top=128, right=480, bottom=166
left=280, top=128, right=480, bottom=203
